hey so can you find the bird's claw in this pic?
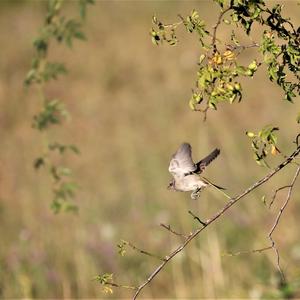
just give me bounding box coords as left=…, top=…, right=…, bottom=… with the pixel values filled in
left=191, top=188, right=202, bottom=200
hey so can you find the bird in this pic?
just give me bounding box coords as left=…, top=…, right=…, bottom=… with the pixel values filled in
left=167, top=142, right=224, bottom=199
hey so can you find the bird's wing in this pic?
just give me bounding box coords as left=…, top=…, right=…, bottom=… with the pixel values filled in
left=168, top=143, right=196, bottom=177
left=195, top=148, right=220, bottom=174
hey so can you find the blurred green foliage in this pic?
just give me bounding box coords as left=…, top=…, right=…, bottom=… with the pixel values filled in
left=25, top=0, right=93, bottom=213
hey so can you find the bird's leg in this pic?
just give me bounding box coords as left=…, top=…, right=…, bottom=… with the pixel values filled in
left=191, top=187, right=202, bottom=200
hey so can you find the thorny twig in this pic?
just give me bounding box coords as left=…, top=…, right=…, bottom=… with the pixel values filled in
left=126, top=241, right=165, bottom=262
left=160, top=223, right=187, bottom=238
left=102, top=281, right=137, bottom=291
left=222, top=246, right=272, bottom=257
left=132, top=145, right=300, bottom=300
left=221, top=165, right=300, bottom=278
left=188, top=210, right=207, bottom=227
left=267, top=166, right=300, bottom=282
left=269, top=185, right=291, bottom=209
left=194, top=106, right=209, bottom=122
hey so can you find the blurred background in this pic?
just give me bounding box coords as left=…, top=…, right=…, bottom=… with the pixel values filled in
left=0, top=0, right=299, bottom=298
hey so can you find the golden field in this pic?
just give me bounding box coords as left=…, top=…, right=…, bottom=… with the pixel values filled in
left=0, top=1, right=299, bottom=298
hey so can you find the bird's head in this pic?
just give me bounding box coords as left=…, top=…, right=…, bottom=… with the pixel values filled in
left=167, top=179, right=175, bottom=190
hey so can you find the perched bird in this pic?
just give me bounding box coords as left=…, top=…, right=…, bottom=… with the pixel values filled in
left=167, top=143, right=224, bottom=199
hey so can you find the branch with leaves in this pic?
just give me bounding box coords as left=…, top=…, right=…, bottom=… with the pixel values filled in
left=151, top=0, right=299, bottom=120
left=95, top=143, right=300, bottom=298
left=25, top=0, right=94, bottom=213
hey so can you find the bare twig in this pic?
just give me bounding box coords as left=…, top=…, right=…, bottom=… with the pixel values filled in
left=132, top=145, right=300, bottom=300
left=103, top=281, right=137, bottom=291
left=164, top=20, right=183, bottom=29
left=211, top=7, right=231, bottom=52
left=267, top=166, right=300, bottom=282
left=269, top=185, right=291, bottom=209
left=93, top=274, right=137, bottom=292
left=160, top=223, right=187, bottom=238
left=222, top=246, right=272, bottom=257
left=188, top=210, right=207, bottom=227
left=194, top=106, right=209, bottom=122
left=126, top=241, right=166, bottom=262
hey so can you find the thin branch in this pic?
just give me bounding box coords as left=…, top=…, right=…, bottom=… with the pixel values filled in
left=188, top=210, right=207, bottom=227
left=132, top=145, right=300, bottom=300
left=164, top=19, right=183, bottom=29
left=267, top=166, right=300, bottom=282
left=279, top=153, right=299, bottom=166
left=222, top=246, right=272, bottom=257
left=126, top=241, right=166, bottom=262
left=104, top=281, right=137, bottom=291
left=160, top=223, right=187, bottom=238
left=269, top=185, right=291, bottom=209
left=194, top=106, right=209, bottom=121
left=211, top=7, right=231, bottom=52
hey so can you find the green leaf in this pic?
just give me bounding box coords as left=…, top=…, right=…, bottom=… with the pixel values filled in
left=43, top=62, right=67, bottom=81
left=24, top=69, right=37, bottom=86
left=69, top=145, right=80, bottom=154
left=208, top=101, right=217, bottom=110
left=189, top=99, right=196, bottom=111
left=57, top=167, right=72, bottom=177
left=248, top=60, right=258, bottom=71
left=268, top=133, right=277, bottom=145
left=33, top=99, right=68, bottom=130
left=51, top=198, right=63, bottom=214
left=102, top=286, right=113, bottom=294
left=74, top=31, right=86, bottom=41
left=246, top=131, right=255, bottom=138
left=199, top=54, right=206, bottom=64
left=62, top=202, right=78, bottom=213
left=117, top=240, right=128, bottom=256
left=94, top=273, right=113, bottom=285
left=78, top=0, right=95, bottom=19
left=236, top=66, right=247, bottom=75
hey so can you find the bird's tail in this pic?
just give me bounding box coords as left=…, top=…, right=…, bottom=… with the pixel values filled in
left=210, top=182, right=226, bottom=190
left=201, top=176, right=230, bottom=199
left=201, top=176, right=226, bottom=190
